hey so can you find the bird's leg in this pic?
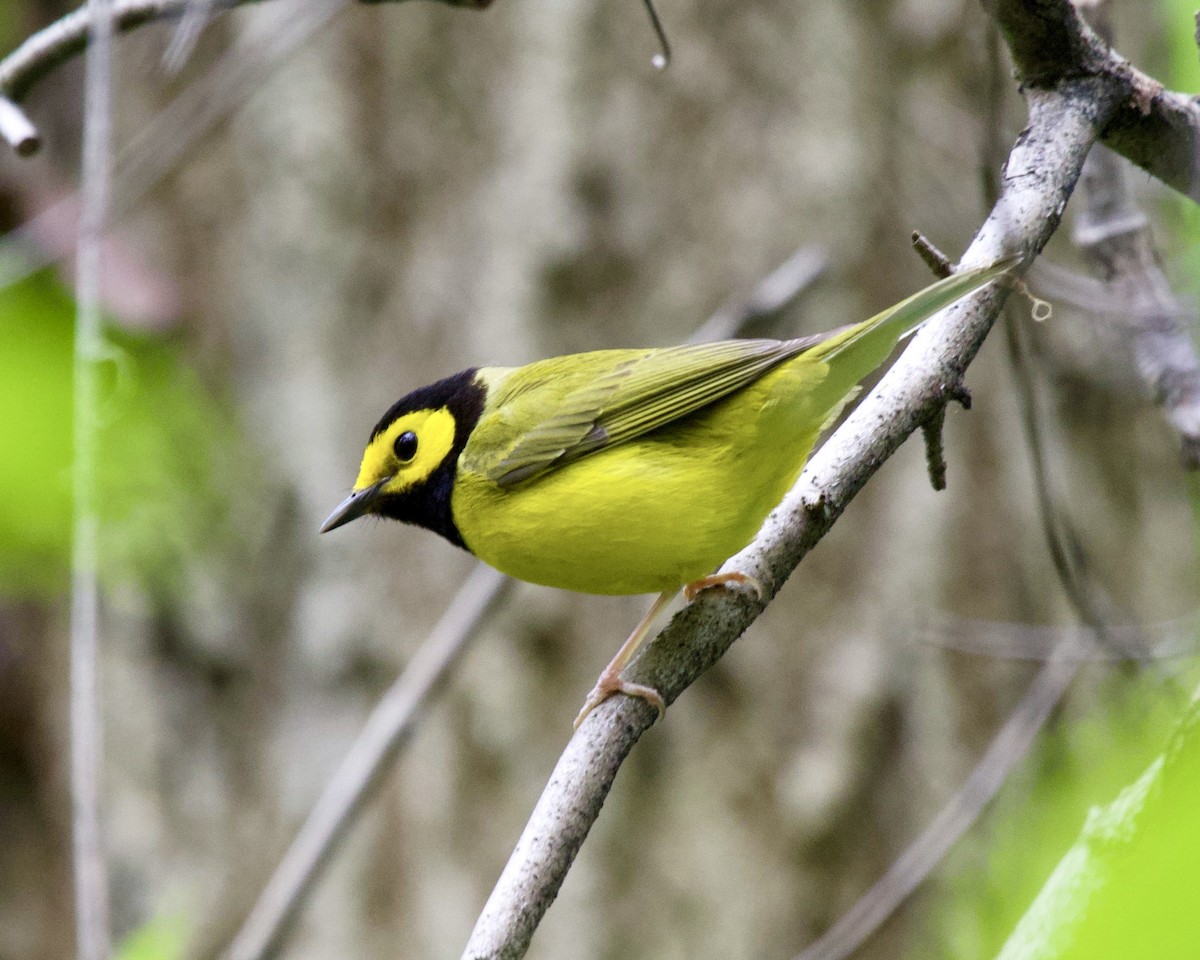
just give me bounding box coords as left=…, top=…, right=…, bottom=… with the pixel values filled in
left=683, top=571, right=764, bottom=603
left=574, top=589, right=676, bottom=729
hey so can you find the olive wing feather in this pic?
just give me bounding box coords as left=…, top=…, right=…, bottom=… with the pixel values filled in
left=478, top=334, right=832, bottom=488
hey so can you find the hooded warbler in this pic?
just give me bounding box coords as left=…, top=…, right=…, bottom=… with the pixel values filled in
left=322, top=259, right=1014, bottom=723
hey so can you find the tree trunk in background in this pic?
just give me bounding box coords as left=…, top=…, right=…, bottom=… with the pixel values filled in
left=0, top=1, right=1194, bottom=958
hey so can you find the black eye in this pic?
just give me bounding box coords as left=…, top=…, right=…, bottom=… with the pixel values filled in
left=391, top=434, right=420, bottom=465
left=393, top=430, right=418, bottom=463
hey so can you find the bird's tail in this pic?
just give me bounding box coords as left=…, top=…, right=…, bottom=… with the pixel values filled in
left=803, top=255, right=1020, bottom=390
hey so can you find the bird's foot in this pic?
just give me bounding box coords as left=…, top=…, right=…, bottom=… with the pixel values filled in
left=683, top=571, right=765, bottom=603
left=574, top=667, right=666, bottom=729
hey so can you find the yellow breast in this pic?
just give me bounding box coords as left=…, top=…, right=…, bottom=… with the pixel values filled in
left=449, top=360, right=834, bottom=595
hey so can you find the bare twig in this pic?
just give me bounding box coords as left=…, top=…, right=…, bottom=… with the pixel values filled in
left=1073, top=147, right=1200, bottom=465
left=0, top=96, right=39, bottom=154
left=460, top=80, right=1114, bottom=960
left=1066, top=0, right=1200, bottom=467
left=71, top=1, right=114, bottom=958
left=910, top=233, right=977, bottom=491
left=921, top=407, right=950, bottom=491
left=689, top=244, right=828, bottom=343
left=640, top=0, right=670, bottom=70
left=223, top=565, right=511, bottom=960
left=0, top=0, right=356, bottom=295
left=914, top=609, right=1200, bottom=662
left=0, top=0, right=494, bottom=154
left=911, top=231, right=953, bottom=279
left=1004, top=292, right=1145, bottom=663
left=162, top=0, right=219, bottom=73
left=0, top=0, right=245, bottom=103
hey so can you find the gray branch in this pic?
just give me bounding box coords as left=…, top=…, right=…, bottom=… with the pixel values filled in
left=792, top=645, right=1081, bottom=960
left=460, top=78, right=1117, bottom=960
left=991, top=0, right=1200, bottom=203
left=1073, top=144, right=1200, bottom=466
left=71, top=0, right=116, bottom=957
left=1066, top=0, right=1200, bottom=466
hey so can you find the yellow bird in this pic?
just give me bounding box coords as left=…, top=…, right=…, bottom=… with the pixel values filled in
left=322, top=260, right=1013, bottom=724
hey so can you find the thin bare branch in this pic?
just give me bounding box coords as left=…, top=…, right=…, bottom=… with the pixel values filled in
left=689, top=244, right=828, bottom=343
left=914, top=609, right=1200, bottom=661
left=0, top=0, right=242, bottom=102
left=0, top=96, right=39, bottom=154
left=71, top=0, right=115, bottom=957
left=0, top=0, right=355, bottom=294
left=0, top=0, right=494, bottom=154
left=1073, top=148, right=1200, bottom=465
left=460, top=79, right=1116, bottom=960
left=161, top=0, right=219, bottom=73
left=223, top=565, right=511, bottom=960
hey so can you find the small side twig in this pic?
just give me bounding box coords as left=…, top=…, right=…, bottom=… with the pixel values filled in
left=911, top=231, right=953, bottom=280
left=911, top=231, right=972, bottom=491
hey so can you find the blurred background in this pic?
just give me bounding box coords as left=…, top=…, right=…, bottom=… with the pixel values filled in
left=1, top=0, right=1198, bottom=958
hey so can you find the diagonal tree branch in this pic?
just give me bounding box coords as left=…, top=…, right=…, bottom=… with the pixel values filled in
left=460, top=77, right=1119, bottom=960
left=222, top=565, right=512, bottom=960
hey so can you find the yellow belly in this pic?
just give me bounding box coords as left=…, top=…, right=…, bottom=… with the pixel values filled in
left=449, top=362, right=834, bottom=595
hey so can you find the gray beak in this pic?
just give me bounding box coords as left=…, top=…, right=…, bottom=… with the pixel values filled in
left=319, top=478, right=390, bottom=533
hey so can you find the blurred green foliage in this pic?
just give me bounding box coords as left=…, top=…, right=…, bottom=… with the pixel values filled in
left=0, top=271, right=249, bottom=598
left=0, top=272, right=73, bottom=592
left=994, top=681, right=1200, bottom=960
left=912, top=11, right=1200, bottom=952
left=911, top=670, right=1198, bottom=960
left=114, top=914, right=188, bottom=960
left=1159, top=0, right=1200, bottom=288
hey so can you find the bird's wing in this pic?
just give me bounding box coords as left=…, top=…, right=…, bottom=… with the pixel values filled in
left=474, top=257, right=1018, bottom=488
left=480, top=335, right=830, bottom=487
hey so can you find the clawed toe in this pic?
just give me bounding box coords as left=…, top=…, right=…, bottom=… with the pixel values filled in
left=683, top=571, right=765, bottom=603
left=574, top=675, right=666, bottom=729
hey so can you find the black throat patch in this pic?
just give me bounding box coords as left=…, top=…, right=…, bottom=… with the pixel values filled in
left=370, top=368, right=485, bottom=549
